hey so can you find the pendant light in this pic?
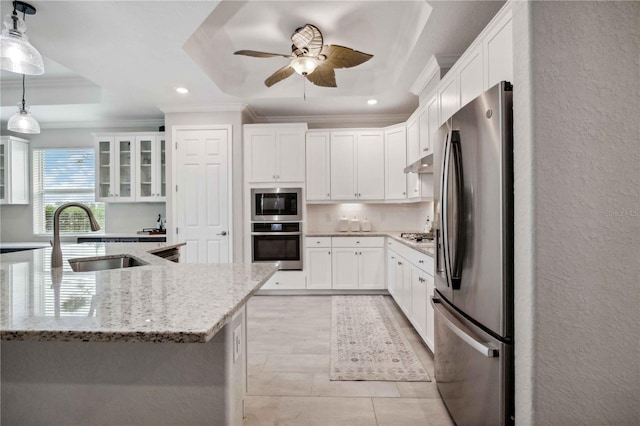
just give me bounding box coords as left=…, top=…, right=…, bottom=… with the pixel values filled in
left=0, top=1, right=44, bottom=75
left=8, top=74, right=40, bottom=134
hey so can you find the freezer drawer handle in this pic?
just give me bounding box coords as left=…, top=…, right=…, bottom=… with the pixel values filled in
left=431, top=297, right=499, bottom=358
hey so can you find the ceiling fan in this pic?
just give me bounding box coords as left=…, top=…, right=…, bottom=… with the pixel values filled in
left=234, top=24, right=373, bottom=88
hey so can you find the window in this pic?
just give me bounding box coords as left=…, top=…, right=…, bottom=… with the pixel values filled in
left=33, top=148, right=105, bottom=235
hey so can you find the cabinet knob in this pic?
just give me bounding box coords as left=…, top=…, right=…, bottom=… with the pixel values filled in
left=403, top=192, right=406, bottom=195
left=327, top=193, right=330, bottom=197
left=328, top=251, right=331, bottom=255
left=354, top=193, right=357, bottom=197
left=316, top=241, right=320, bottom=244
left=356, top=241, right=360, bottom=244
left=419, top=260, right=424, bottom=264
left=358, top=193, right=361, bottom=197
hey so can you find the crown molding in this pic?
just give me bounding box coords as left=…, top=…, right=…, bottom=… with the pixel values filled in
left=409, top=54, right=460, bottom=96
left=252, top=113, right=410, bottom=127
left=157, top=103, right=248, bottom=114
left=39, top=118, right=164, bottom=130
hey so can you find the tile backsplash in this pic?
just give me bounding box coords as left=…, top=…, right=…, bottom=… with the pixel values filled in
left=306, top=202, right=433, bottom=233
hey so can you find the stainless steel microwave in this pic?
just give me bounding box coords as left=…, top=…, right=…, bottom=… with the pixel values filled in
left=251, top=188, right=302, bottom=222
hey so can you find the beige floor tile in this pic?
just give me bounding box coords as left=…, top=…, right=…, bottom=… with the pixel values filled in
left=372, top=397, right=454, bottom=426
left=262, top=353, right=329, bottom=373
left=243, top=395, right=377, bottom=426
left=311, top=373, right=401, bottom=398
left=247, top=340, right=294, bottom=355
left=248, top=353, right=268, bottom=375
left=292, top=339, right=331, bottom=354
left=395, top=381, right=441, bottom=398
left=247, top=372, right=314, bottom=396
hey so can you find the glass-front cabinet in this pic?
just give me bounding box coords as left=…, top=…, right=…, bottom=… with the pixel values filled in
left=135, top=135, right=166, bottom=202
left=94, top=133, right=164, bottom=203
left=0, top=136, right=30, bottom=205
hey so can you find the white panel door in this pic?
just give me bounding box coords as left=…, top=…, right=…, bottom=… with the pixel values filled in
left=358, top=248, right=385, bottom=289
left=356, top=131, right=385, bottom=200
left=330, top=133, right=356, bottom=200
left=176, top=128, right=230, bottom=264
left=306, top=132, right=331, bottom=201
left=385, top=126, right=407, bottom=200
left=331, top=248, right=358, bottom=289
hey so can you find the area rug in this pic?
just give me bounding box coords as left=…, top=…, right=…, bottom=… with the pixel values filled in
left=330, top=295, right=431, bottom=382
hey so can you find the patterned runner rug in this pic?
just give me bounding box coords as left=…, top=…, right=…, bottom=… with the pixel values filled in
left=330, top=295, right=431, bottom=381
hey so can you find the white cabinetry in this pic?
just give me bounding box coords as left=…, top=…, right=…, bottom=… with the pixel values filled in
left=438, top=74, right=460, bottom=126
left=245, top=124, right=307, bottom=183
left=406, top=116, right=420, bottom=165
left=485, top=9, right=513, bottom=90
left=306, top=237, right=332, bottom=289
left=261, top=271, right=306, bottom=290
left=306, top=132, right=331, bottom=201
left=135, top=134, right=166, bottom=201
left=458, top=45, right=485, bottom=109
left=384, top=125, right=407, bottom=200
left=0, top=136, right=29, bottom=205
left=330, top=131, right=384, bottom=201
left=95, top=135, right=136, bottom=202
left=331, top=237, right=385, bottom=289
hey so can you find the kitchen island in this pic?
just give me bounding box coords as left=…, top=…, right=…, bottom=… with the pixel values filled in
left=0, top=242, right=277, bottom=425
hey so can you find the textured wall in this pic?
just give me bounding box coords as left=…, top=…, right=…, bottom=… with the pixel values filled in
left=513, top=2, right=640, bottom=424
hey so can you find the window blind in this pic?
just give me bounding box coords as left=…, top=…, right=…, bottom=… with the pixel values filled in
left=33, top=149, right=105, bottom=235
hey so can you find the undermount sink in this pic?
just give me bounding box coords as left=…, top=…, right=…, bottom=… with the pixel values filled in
left=68, top=254, right=149, bottom=272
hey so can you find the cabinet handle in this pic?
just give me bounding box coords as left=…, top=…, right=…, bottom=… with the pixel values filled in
left=354, top=193, right=357, bottom=197
left=358, top=193, right=361, bottom=197
left=328, top=251, right=331, bottom=255
left=327, top=193, right=330, bottom=197
left=398, top=261, right=403, bottom=265
left=316, top=241, right=320, bottom=244
left=423, top=148, right=428, bottom=152
left=356, top=241, right=360, bottom=244
left=403, top=192, right=406, bottom=195
left=418, top=260, right=424, bottom=264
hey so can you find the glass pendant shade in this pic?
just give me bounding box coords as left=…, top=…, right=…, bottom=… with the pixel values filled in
left=0, top=10, right=44, bottom=75
left=291, top=56, right=318, bottom=76
left=8, top=103, right=40, bottom=134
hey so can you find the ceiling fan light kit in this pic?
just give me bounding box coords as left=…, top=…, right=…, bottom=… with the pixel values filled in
left=0, top=1, right=44, bottom=75
left=234, top=23, right=372, bottom=88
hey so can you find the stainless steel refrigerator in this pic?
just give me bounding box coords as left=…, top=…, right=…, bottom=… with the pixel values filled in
left=432, top=81, right=514, bottom=425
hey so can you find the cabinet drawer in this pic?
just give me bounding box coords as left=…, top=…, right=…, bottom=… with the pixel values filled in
left=332, top=237, right=385, bottom=248
left=306, top=237, right=332, bottom=248
left=261, top=271, right=306, bottom=290
left=407, top=250, right=434, bottom=275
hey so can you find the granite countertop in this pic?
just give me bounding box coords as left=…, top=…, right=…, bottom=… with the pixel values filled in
left=0, top=243, right=277, bottom=344
left=306, top=232, right=435, bottom=257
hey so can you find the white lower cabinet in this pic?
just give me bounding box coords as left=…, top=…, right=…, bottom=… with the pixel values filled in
left=387, top=239, right=435, bottom=352
left=262, top=271, right=306, bottom=290
left=306, top=237, right=333, bottom=289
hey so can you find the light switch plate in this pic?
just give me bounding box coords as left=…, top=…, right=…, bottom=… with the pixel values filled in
left=233, top=324, right=242, bottom=362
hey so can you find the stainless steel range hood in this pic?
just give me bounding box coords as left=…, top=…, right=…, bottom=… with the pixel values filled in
left=404, top=153, right=434, bottom=173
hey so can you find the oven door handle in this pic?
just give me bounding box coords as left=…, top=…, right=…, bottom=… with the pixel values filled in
left=251, top=232, right=302, bottom=236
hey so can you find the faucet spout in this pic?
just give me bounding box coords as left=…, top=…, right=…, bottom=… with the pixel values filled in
left=51, top=203, right=101, bottom=268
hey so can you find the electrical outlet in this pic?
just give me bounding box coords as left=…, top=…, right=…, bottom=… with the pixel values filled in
left=233, top=324, right=242, bottom=362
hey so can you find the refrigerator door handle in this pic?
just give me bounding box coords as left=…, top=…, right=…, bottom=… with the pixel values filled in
left=448, top=131, right=465, bottom=289
left=431, top=297, right=499, bottom=358
left=440, top=130, right=453, bottom=287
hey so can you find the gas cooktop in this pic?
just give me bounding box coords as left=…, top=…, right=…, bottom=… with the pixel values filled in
left=400, top=232, right=434, bottom=242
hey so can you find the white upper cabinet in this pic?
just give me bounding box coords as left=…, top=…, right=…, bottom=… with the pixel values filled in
left=485, top=8, right=513, bottom=89
left=95, top=135, right=136, bottom=202
left=384, top=125, right=407, bottom=200
left=418, top=107, right=431, bottom=156
left=438, top=74, right=460, bottom=126
left=406, top=115, right=420, bottom=165
left=458, top=44, right=485, bottom=109
left=135, top=135, right=166, bottom=202
left=306, top=132, right=331, bottom=201
left=330, top=130, right=384, bottom=201
left=0, top=136, right=29, bottom=205
left=245, top=124, right=307, bottom=183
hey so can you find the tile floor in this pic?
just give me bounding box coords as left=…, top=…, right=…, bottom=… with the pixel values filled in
left=244, top=295, right=454, bottom=426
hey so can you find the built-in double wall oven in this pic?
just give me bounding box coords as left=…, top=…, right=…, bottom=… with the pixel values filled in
left=250, top=188, right=303, bottom=270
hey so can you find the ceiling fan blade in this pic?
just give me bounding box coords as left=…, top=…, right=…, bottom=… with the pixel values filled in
left=265, top=64, right=296, bottom=87
left=291, top=24, right=323, bottom=57
left=321, top=45, right=373, bottom=69
left=234, top=50, right=291, bottom=59
left=305, top=64, right=337, bottom=88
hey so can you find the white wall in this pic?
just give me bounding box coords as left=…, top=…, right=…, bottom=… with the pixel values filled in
left=163, top=111, right=245, bottom=262
left=0, top=126, right=164, bottom=243
left=513, top=2, right=640, bottom=424
left=306, top=201, right=432, bottom=233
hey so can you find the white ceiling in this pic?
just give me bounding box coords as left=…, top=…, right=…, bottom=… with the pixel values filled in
left=0, top=0, right=504, bottom=128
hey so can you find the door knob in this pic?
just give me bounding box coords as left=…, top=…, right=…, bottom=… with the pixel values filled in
left=217, top=231, right=228, bottom=236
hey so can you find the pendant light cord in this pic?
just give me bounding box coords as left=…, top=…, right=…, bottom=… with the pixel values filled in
left=21, top=74, right=26, bottom=110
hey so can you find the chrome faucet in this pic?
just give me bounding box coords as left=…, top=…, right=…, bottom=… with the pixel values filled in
left=51, top=203, right=101, bottom=268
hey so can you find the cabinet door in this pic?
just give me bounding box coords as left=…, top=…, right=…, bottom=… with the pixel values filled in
left=406, top=116, right=420, bottom=165
left=136, top=135, right=156, bottom=201
left=459, top=45, right=484, bottom=108
left=387, top=250, right=397, bottom=297
left=114, top=136, right=136, bottom=202
left=427, top=95, right=440, bottom=152
left=384, top=126, right=407, bottom=200
left=247, top=128, right=277, bottom=183
left=96, top=137, right=114, bottom=201
left=418, top=107, right=431, bottom=156
left=401, top=259, right=413, bottom=316
left=425, top=273, right=435, bottom=352
left=307, top=247, right=333, bottom=289
left=410, top=265, right=427, bottom=338
left=407, top=172, right=421, bottom=199
left=332, top=248, right=359, bottom=289
left=0, top=141, right=6, bottom=203
left=158, top=137, right=167, bottom=199
left=356, top=131, right=385, bottom=200
left=485, top=11, right=513, bottom=90
left=439, top=76, right=460, bottom=126
left=276, top=129, right=305, bottom=182
left=330, top=133, right=356, bottom=200
left=306, top=132, right=331, bottom=201
left=9, top=140, right=29, bottom=204
left=359, top=247, right=385, bottom=289
left=393, top=257, right=407, bottom=313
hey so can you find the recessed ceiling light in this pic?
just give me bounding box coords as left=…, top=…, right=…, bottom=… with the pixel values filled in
left=367, top=99, right=378, bottom=105
left=176, top=87, right=189, bottom=94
